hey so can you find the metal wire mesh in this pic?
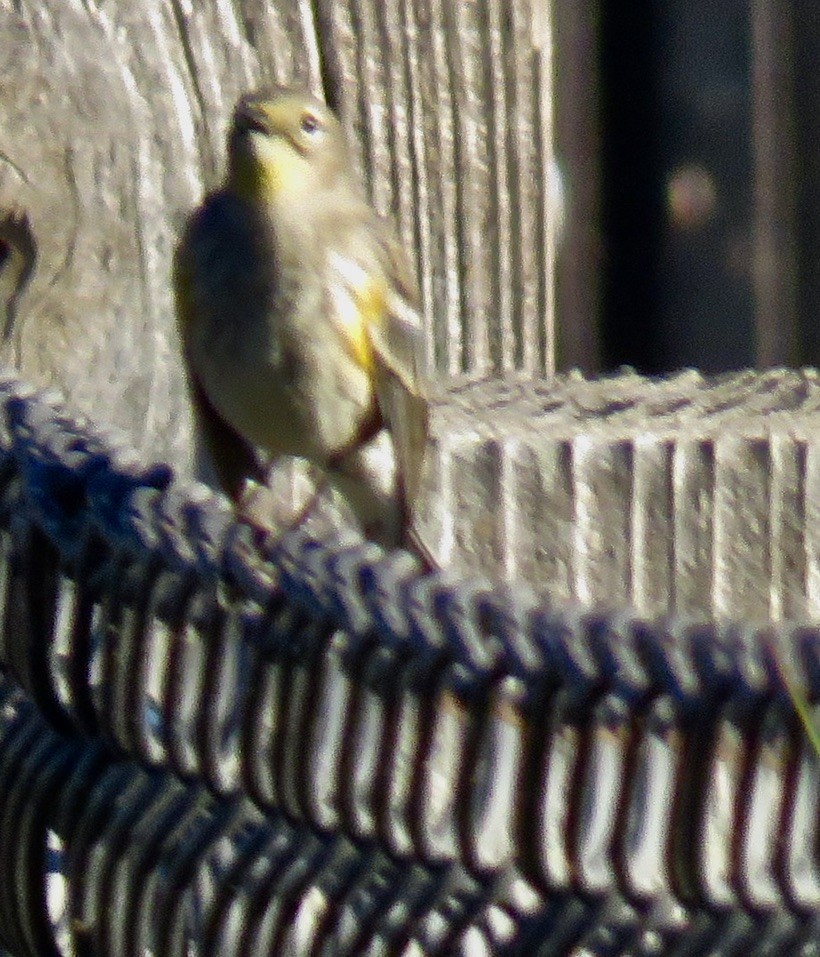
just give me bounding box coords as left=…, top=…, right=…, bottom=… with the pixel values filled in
left=1, top=374, right=820, bottom=953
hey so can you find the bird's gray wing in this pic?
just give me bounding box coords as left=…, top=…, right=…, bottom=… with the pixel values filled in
left=367, top=217, right=430, bottom=513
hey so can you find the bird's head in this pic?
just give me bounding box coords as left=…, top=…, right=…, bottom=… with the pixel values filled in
left=227, top=87, right=354, bottom=207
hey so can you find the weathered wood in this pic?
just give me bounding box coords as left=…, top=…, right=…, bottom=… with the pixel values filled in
left=420, top=368, right=820, bottom=620
left=0, top=0, right=556, bottom=477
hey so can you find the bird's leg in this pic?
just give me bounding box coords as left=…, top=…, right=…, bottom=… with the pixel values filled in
left=239, top=456, right=363, bottom=548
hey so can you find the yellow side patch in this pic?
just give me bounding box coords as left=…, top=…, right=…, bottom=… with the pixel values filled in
left=354, top=274, right=389, bottom=370
left=339, top=312, right=372, bottom=371
left=328, top=253, right=388, bottom=373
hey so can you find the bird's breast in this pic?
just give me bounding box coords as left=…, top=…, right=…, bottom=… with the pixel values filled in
left=191, top=272, right=374, bottom=462
left=184, top=192, right=382, bottom=462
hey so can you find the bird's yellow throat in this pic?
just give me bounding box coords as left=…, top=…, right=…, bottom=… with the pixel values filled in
left=230, top=134, right=312, bottom=204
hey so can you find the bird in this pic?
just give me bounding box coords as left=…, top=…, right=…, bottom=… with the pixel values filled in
left=174, top=86, right=429, bottom=549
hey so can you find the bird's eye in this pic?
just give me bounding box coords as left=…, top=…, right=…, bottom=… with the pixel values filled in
left=300, top=112, right=321, bottom=136
left=240, top=115, right=269, bottom=136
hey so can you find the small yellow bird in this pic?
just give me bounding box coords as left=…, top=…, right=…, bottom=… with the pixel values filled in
left=174, top=87, right=429, bottom=548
